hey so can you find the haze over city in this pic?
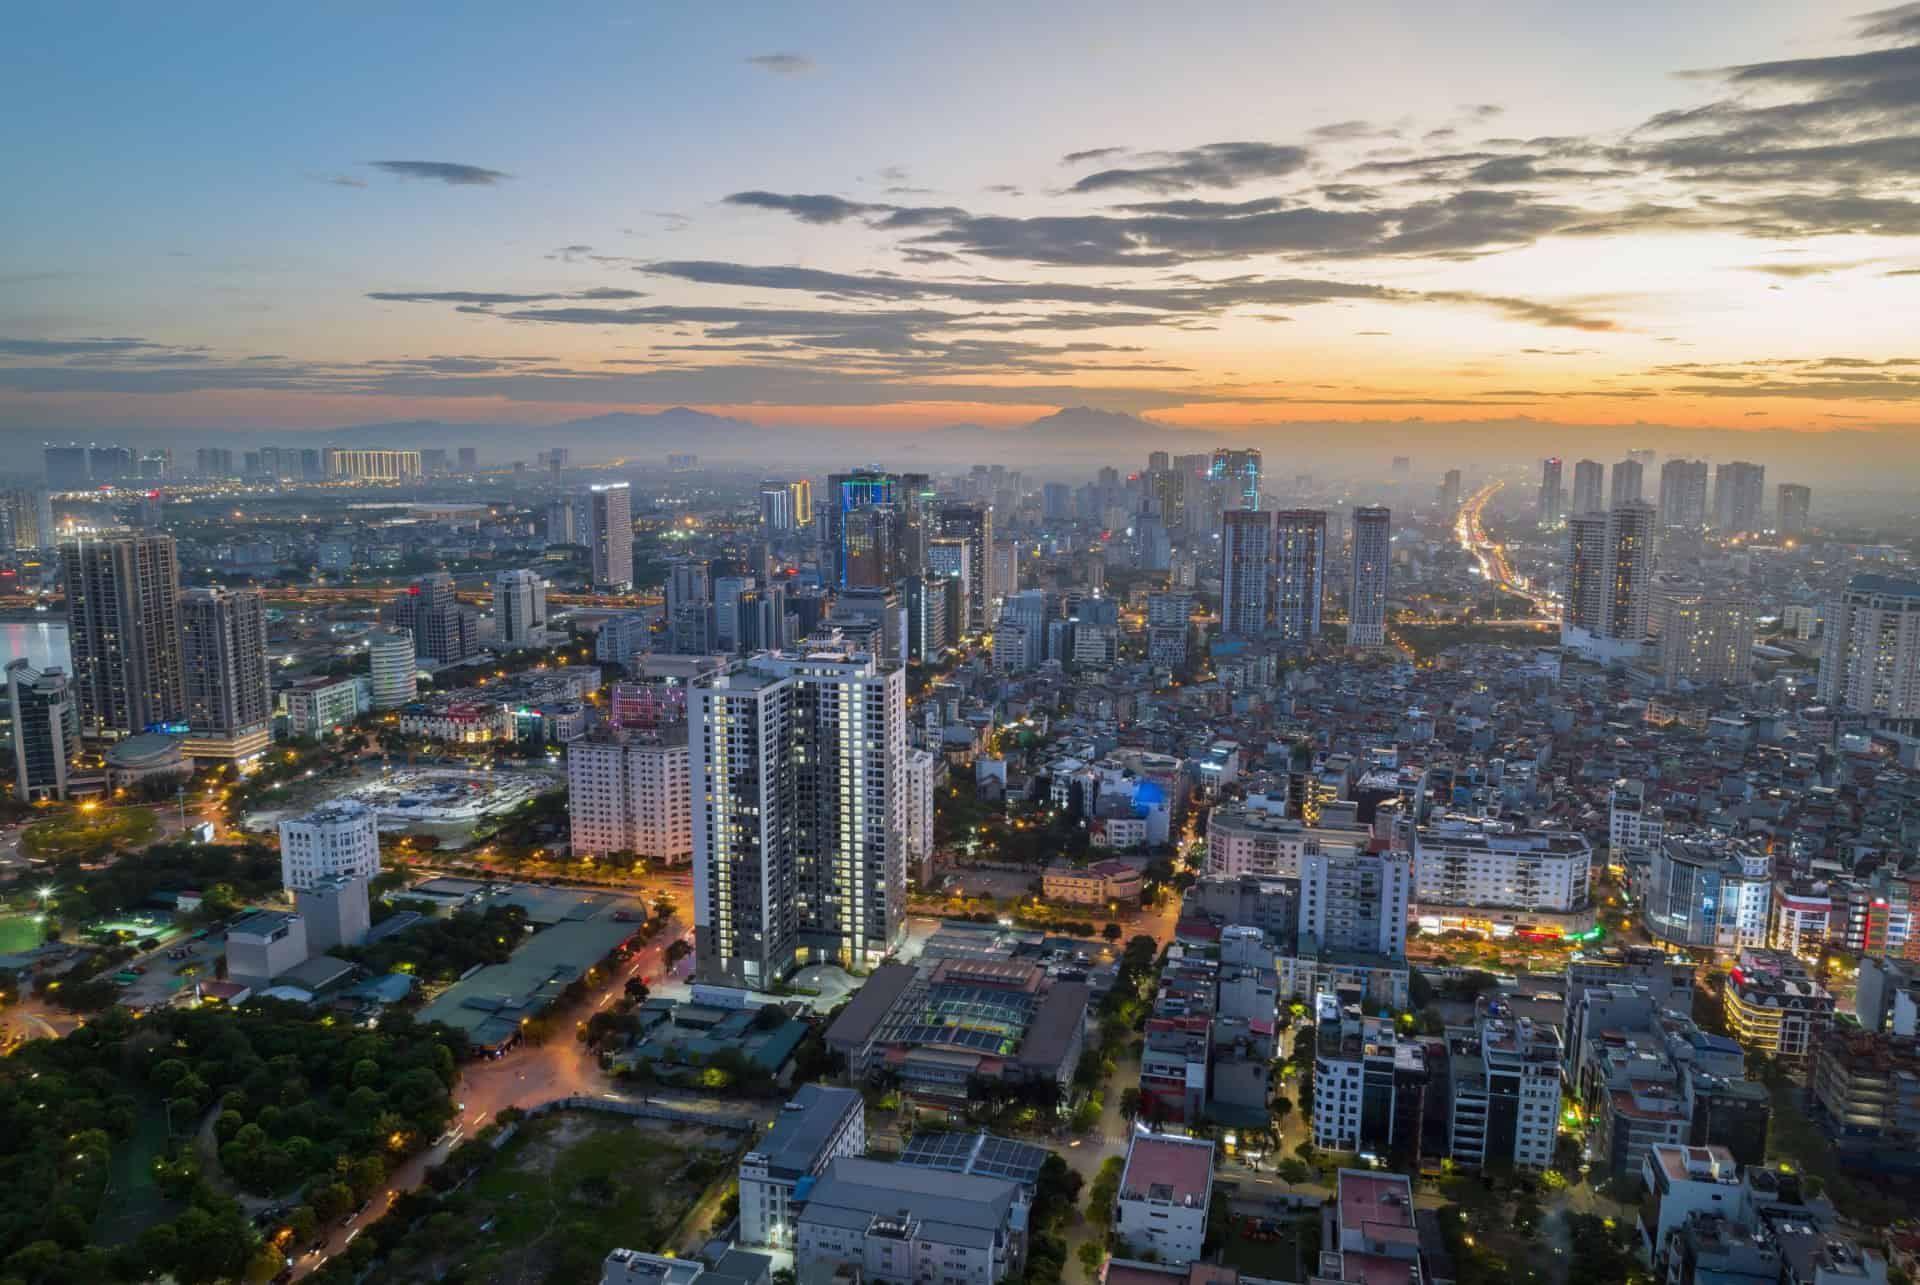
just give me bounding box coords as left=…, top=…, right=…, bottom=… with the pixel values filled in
left=4, top=6, right=1920, bottom=1285
left=8, top=2, right=1920, bottom=484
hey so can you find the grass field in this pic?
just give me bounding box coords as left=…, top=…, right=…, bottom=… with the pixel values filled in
left=0, top=915, right=45, bottom=954
left=393, top=1112, right=741, bottom=1283
left=21, top=806, right=160, bottom=861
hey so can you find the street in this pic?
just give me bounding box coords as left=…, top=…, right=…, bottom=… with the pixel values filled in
left=290, top=913, right=698, bottom=1280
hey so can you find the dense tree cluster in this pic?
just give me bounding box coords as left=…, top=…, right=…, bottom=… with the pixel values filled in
left=339, top=903, right=531, bottom=985
left=0, top=1003, right=462, bottom=1284
left=40, top=842, right=282, bottom=926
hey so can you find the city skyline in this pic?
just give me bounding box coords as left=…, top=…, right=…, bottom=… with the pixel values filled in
left=6, top=3, right=1920, bottom=443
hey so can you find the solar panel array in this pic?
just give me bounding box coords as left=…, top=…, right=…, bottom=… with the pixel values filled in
left=898, top=1131, right=1050, bottom=1188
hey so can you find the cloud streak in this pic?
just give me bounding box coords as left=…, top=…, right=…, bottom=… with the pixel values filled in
left=367, top=160, right=510, bottom=186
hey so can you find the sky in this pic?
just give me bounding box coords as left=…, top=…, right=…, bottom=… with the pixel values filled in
left=5, top=0, right=1920, bottom=437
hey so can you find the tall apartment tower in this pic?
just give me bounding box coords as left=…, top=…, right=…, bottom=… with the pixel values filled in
left=1209, top=447, right=1262, bottom=510
left=1656, top=587, right=1755, bottom=688
left=1439, top=469, right=1462, bottom=514
left=1713, top=461, right=1767, bottom=534
left=1571, top=460, right=1604, bottom=515
left=1776, top=484, right=1812, bottom=535
left=0, top=490, right=51, bottom=550
left=788, top=478, right=813, bottom=528
left=1220, top=510, right=1275, bottom=639
left=1348, top=506, right=1391, bottom=649
left=1611, top=458, right=1644, bottom=507
left=1218, top=509, right=1326, bottom=641
left=1538, top=457, right=1564, bottom=526
left=492, top=569, right=548, bottom=650
left=691, top=650, right=906, bottom=986
left=61, top=531, right=185, bottom=740
left=1819, top=575, right=1920, bottom=723
left=1274, top=515, right=1320, bottom=634
left=180, top=586, right=272, bottom=761
left=589, top=481, right=634, bottom=591
left=5, top=660, right=78, bottom=802
left=1658, top=459, right=1710, bottom=529
left=1563, top=503, right=1656, bottom=657
left=936, top=503, right=993, bottom=628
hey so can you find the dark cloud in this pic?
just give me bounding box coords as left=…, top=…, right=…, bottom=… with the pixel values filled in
left=366, top=288, right=646, bottom=305
left=0, top=336, right=173, bottom=356
left=746, top=53, right=813, bottom=74
left=1310, top=120, right=1401, bottom=142
left=1858, top=3, right=1920, bottom=39
left=1061, top=147, right=1126, bottom=164
left=1736, top=259, right=1871, bottom=278
left=722, top=190, right=888, bottom=224
left=310, top=173, right=367, bottom=189
left=367, top=160, right=510, bottom=186
left=1066, top=142, right=1311, bottom=194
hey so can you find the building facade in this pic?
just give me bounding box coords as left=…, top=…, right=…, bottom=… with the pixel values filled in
left=61, top=531, right=185, bottom=739
left=1348, top=506, right=1391, bottom=649
left=278, top=800, right=381, bottom=893
left=180, top=586, right=272, bottom=762
left=691, top=650, right=906, bottom=985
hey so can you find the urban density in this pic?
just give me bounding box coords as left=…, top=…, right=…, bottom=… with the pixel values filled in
left=6, top=4, right=1920, bottom=1285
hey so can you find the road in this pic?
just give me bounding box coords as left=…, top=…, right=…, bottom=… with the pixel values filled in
left=291, top=915, right=700, bottom=1279
left=1456, top=481, right=1558, bottom=619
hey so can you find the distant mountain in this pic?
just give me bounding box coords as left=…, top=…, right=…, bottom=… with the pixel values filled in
left=1018, top=405, right=1176, bottom=440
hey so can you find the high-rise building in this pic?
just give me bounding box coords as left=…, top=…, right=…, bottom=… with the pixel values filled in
left=1611, top=458, right=1644, bottom=507
left=788, top=478, right=813, bottom=528
left=1348, top=506, right=1391, bottom=649
left=43, top=446, right=90, bottom=489
left=1219, top=510, right=1273, bottom=639
left=824, top=470, right=929, bottom=590
left=1712, top=461, right=1767, bottom=534
left=61, top=531, right=185, bottom=739
left=0, top=490, right=51, bottom=550
left=925, top=538, right=971, bottom=620
left=194, top=447, right=235, bottom=479
left=691, top=649, right=906, bottom=985
left=457, top=446, right=478, bottom=472
left=1538, top=457, right=1564, bottom=526
left=5, top=660, right=78, bottom=801
left=1209, top=447, right=1262, bottom=510
left=386, top=573, right=477, bottom=664
left=88, top=445, right=134, bottom=482
left=367, top=628, right=418, bottom=709
left=1655, top=586, right=1755, bottom=688
left=567, top=728, right=693, bottom=862
left=589, top=482, right=634, bottom=591
left=179, top=586, right=272, bottom=762
left=1563, top=502, right=1656, bottom=657
left=1658, top=459, right=1710, bottom=529
left=278, top=800, right=380, bottom=893
left=418, top=448, right=448, bottom=476
left=760, top=482, right=796, bottom=533
left=1218, top=509, right=1326, bottom=641
left=903, top=747, right=937, bottom=885
left=1439, top=469, right=1462, bottom=513
left=1819, top=575, right=1920, bottom=722
left=1299, top=847, right=1410, bottom=958
left=666, top=558, right=712, bottom=619
left=1571, top=459, right=1604, bottom=515
left=324, top=448, right=422, bottom=482
left=1776, top=483, right=1811, bottom=535
left=492, top=569, right=548, bottom=649
left=936, top=503, right=993, bottom=628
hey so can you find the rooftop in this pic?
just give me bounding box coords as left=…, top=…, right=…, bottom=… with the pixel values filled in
left=748, top=1084, right=863, bottom=1181
left=1119, top=1131, right=1214, bottom=1206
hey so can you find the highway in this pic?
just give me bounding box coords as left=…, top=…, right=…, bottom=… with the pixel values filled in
left=1455, top=481, right=1559, bottom=619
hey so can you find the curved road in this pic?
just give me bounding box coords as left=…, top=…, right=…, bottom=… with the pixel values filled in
left=291, top=916, right=698, bottom=1279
